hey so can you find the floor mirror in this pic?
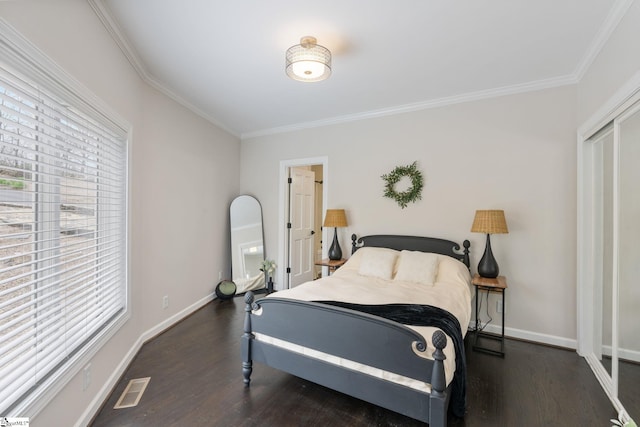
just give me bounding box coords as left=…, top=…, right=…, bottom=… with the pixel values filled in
left=230, top=195, right=266, bottom=294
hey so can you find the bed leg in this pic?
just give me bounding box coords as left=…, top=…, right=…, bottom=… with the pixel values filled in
left=429, top=330, right=448, bottom=427
left=242, top=291, right=254, bottom=387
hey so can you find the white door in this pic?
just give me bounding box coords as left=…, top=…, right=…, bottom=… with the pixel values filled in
left=288, top=167, right=315, bottom=287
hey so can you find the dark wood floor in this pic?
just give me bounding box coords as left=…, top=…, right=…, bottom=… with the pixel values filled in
left=90, top=296, right=618, bottom=427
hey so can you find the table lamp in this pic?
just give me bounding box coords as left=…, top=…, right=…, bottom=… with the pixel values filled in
left=471, top=210, right=508, bottom=278
left=323, top=209, right=348, bottom=260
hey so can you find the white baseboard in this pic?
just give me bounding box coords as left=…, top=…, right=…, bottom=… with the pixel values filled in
left=75, top=293, right=215, bottom=427
left=469, top=322, right=578, bottom=350
left=139, top=293, right=215, bottom=343
left=601, top=344, right=640, bottom=363
left=475, top=322, right=639, bottom=362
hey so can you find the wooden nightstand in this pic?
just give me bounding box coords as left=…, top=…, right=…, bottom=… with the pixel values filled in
left=472, top=274, right=507, bottom=357
left=315, top=258, right=347, bottom=276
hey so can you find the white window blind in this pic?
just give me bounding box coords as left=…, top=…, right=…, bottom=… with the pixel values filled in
left=0, top=66, right=127, bottom=414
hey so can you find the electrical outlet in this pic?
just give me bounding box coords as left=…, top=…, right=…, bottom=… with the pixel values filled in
left=496, top=300, right=503, bottom=313
left=219, top=271, right=222, bottom=280
left=83, top=364, right=91, bottom=391
left=162, top=295, right=169, bottom=309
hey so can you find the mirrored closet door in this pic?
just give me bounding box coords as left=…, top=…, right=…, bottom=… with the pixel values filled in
left=616, top=105, right=640, bottom=420
left=579, top=98, right=640, bottom=423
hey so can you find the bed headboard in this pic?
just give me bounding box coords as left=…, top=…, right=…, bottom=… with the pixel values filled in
left=351, top=234, right=471, bottom=269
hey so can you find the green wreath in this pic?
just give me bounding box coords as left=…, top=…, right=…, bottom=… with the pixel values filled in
left=381, top=161, right=424, bottom=209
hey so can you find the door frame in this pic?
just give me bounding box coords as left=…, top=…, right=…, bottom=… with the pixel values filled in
left=277, top=156, right=328, bottom=290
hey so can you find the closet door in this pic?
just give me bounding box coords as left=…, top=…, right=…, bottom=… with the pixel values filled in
left=588, top=126, right=614, bottom=378
left=579, top=98, right=640, bottom=423
left=617, top=104, right=640, bottom=422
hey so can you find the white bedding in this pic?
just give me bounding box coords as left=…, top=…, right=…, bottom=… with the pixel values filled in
left=255, top=247, right=472, bottom=389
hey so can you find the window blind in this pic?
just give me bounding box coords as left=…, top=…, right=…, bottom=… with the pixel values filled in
left=0, top=66, right=127, bottom=414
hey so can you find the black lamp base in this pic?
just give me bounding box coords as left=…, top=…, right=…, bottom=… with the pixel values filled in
left=477, top=234, right=499, bottom=278
left=328, top=227, right=342, bottom=260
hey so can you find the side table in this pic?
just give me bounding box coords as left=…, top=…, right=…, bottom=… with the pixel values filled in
left=314, top=258, right=347, bottom=276
left=472, top=274, right=507, bottom=357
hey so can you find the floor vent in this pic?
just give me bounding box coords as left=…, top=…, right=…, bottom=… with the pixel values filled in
left=113, top=377, right=151, bottom=409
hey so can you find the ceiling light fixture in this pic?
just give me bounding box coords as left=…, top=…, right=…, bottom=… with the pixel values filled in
left=285, top=36, right=331, bottom=82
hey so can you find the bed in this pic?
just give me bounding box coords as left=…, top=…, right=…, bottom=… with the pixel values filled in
left=241, top=234, right=471, bottom=426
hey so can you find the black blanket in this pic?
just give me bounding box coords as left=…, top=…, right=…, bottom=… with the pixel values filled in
left=314, top=301, right=466, bottom=418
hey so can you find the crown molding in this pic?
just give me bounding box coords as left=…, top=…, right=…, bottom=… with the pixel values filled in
left=88, top=0, right=239, bottom=137
left=242, top=74, right=577, bottom=139
left=573, top=0, right=636, bottom=82
left=88, top=0, right=148, bottom=80
left=140, top=74, right=239, bottom=137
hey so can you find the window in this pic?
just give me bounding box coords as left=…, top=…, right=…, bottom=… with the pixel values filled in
left=0, top=28, right=128, bottom=415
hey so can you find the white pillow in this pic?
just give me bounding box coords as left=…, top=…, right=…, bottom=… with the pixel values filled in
left=340, top=247, right=399, bottom=271
left=436, top=255, right=472, bottom=285
left=394, top=250, right=440, bottom=285
left=357, top=248, right=399, bottom=280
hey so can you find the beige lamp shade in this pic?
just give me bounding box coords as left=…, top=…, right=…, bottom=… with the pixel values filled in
left=471, top=210, right=508, bottom=234
left=323, top=209, right=348, bottom=228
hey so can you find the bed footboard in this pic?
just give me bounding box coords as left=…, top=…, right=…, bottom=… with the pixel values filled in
left=241, top=291, right=450, bottom=426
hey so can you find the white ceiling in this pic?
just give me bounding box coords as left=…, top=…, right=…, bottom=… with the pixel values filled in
left=93, top=0, right=626, bottom=138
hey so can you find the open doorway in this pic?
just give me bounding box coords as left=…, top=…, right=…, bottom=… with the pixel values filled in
left=277, top=157, right=328, bottom=290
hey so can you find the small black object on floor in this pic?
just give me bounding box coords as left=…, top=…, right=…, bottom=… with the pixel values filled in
left=214, top=280, right=237, bottom=301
